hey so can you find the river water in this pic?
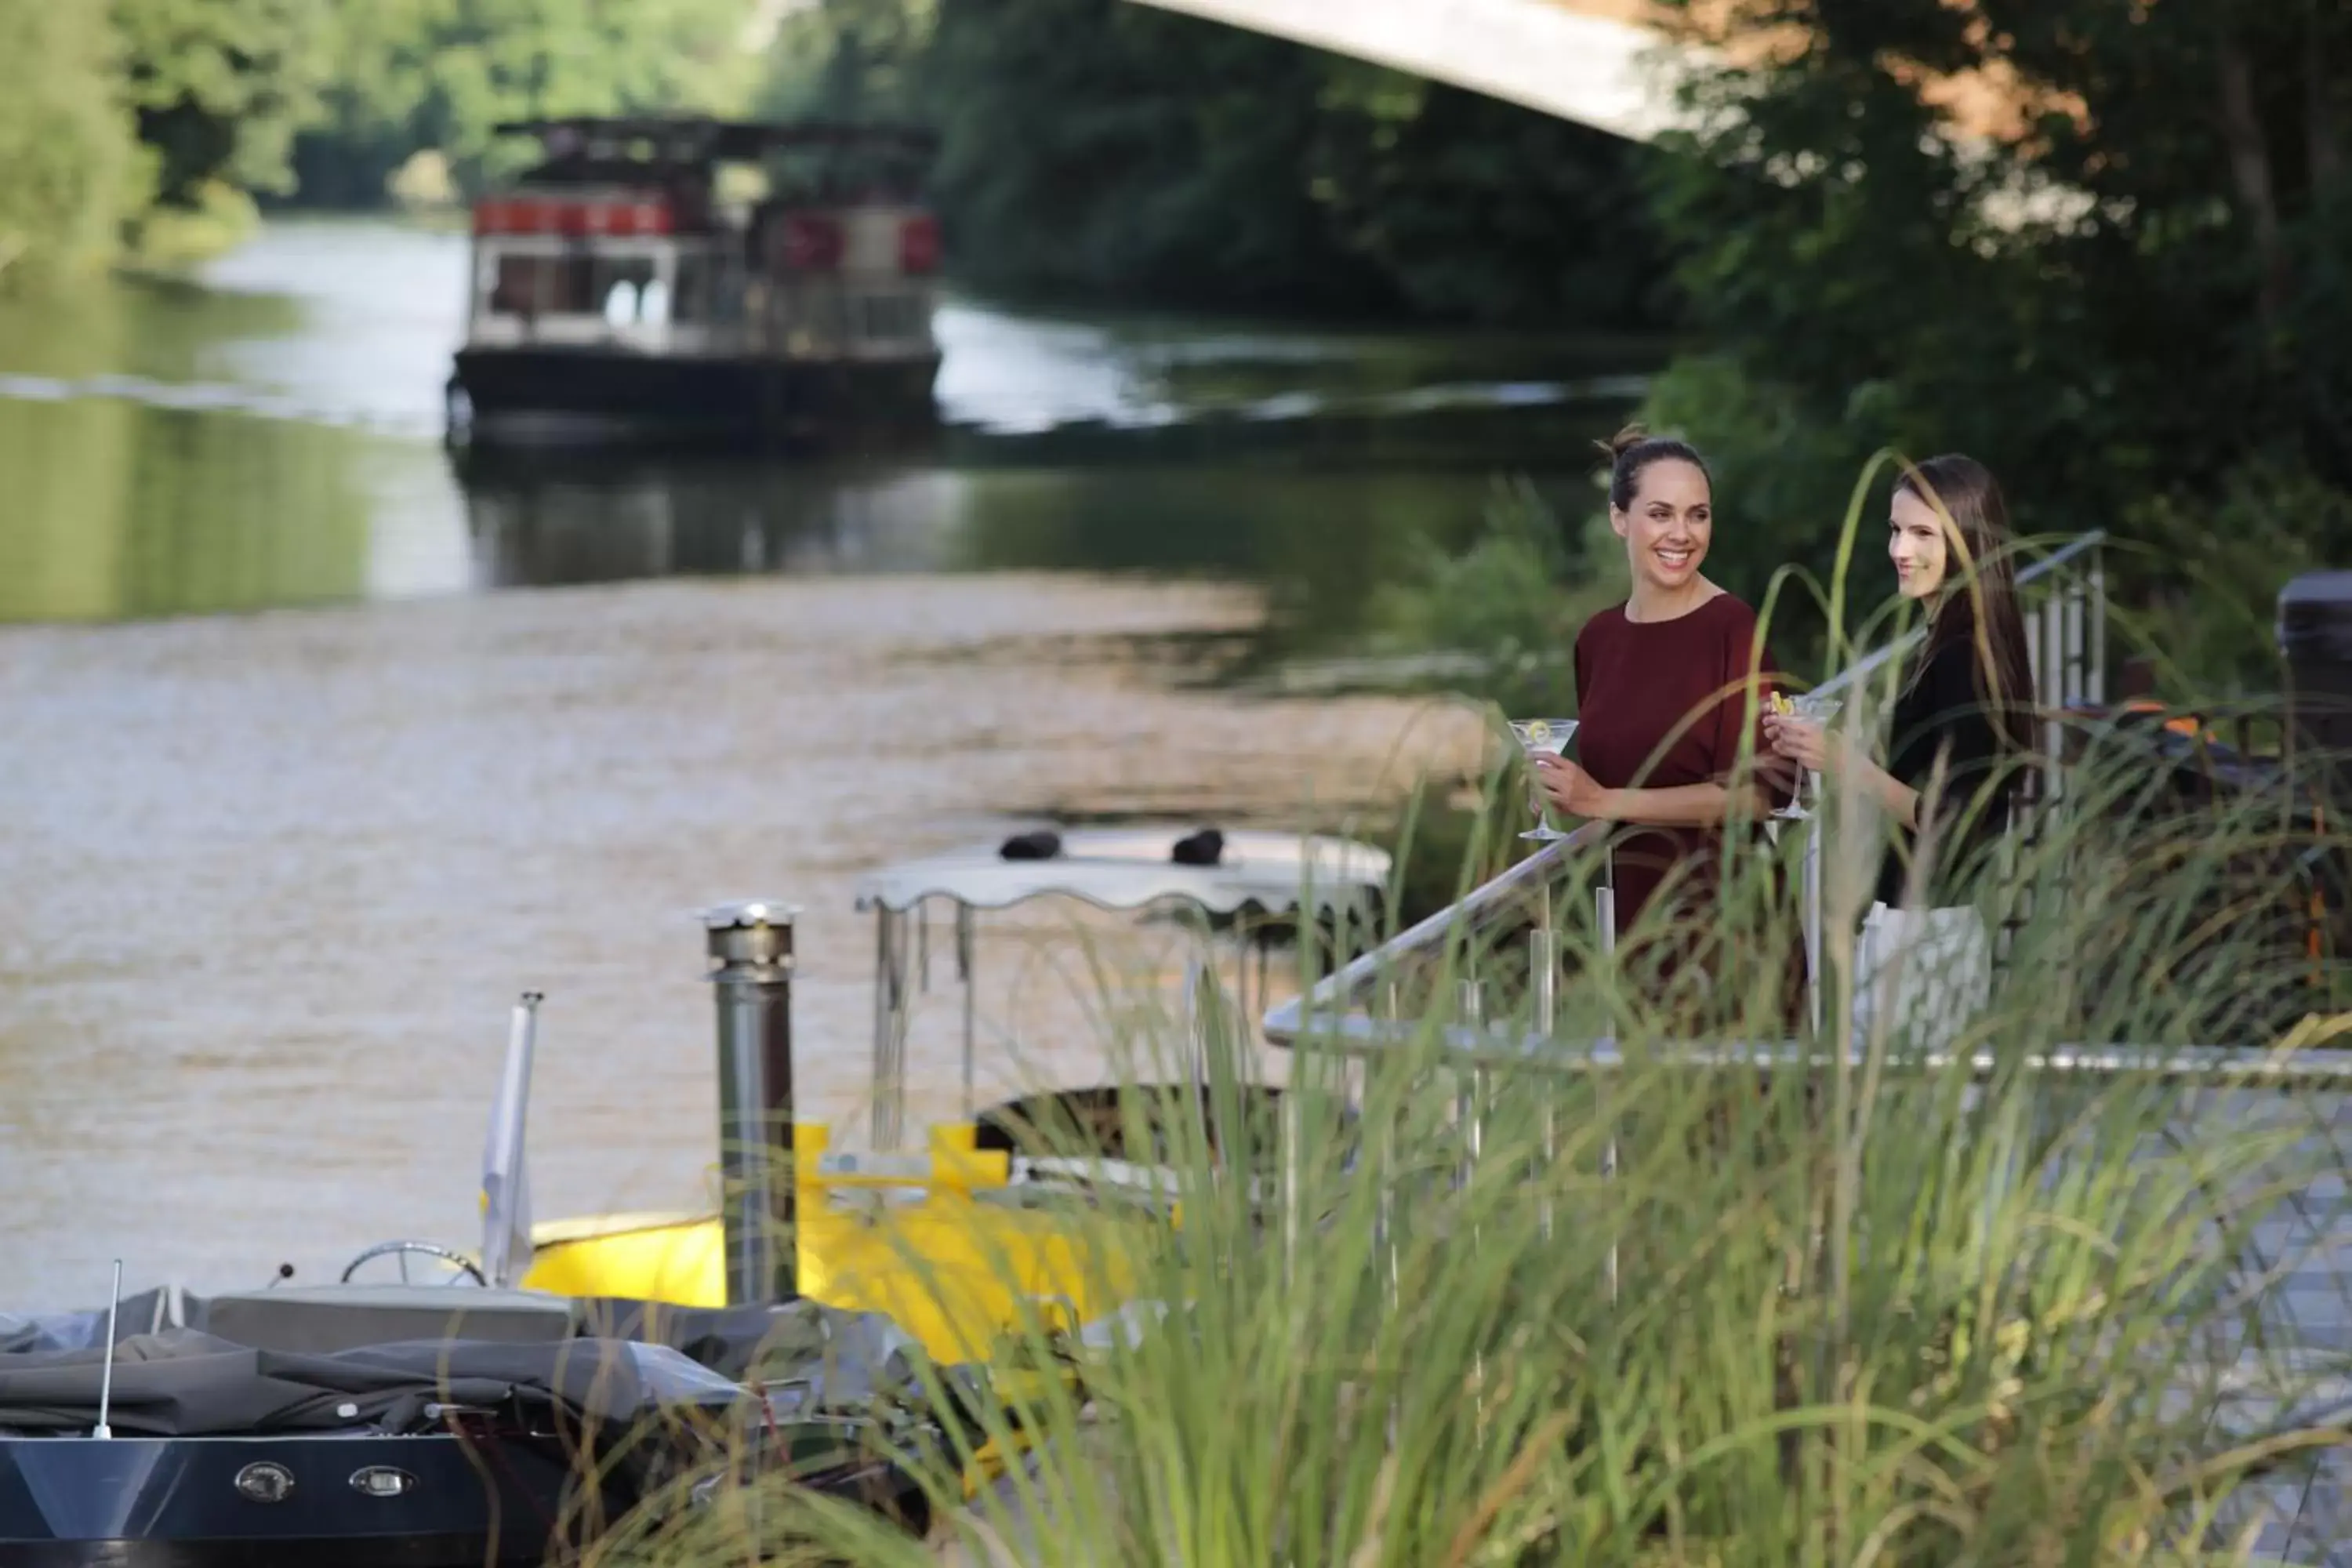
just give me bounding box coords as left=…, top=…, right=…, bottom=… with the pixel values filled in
left=0, top=220, right=1646, bottom=1309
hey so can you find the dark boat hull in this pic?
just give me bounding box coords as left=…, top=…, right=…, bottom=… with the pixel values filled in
left=450, top=345, right=942, bottom=450
left=0, top=1436, right=932, bottom=1565
left=2, top=1293, right=949, bottom=1563
left=0, top=1434, right=568, bottom=1566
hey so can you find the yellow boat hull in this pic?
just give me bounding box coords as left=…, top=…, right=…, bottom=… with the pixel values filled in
left=517, top=1122, right=1156, bottom=1367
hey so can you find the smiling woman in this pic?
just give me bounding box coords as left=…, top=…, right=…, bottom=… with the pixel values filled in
left=1762, top=452, right=2038, bottom=1047
left=1535, top=424, right=1802, bottom=1021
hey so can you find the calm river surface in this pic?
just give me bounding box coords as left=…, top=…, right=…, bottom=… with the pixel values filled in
left=0, top=219, right=1642, bottom=1309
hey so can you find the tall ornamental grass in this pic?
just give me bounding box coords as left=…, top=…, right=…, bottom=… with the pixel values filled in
left=599, top=476, right=2352, bottom=1564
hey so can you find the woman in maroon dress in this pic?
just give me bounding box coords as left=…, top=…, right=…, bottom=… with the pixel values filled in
left=1535, top=426, right=1802, bottom=1024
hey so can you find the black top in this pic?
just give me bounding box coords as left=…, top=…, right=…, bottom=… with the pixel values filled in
left=1876, top=633, right=2024, bottom=909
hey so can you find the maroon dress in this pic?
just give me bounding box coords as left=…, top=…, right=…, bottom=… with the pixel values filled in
left=1573, top=593, right=1802, bottom=1018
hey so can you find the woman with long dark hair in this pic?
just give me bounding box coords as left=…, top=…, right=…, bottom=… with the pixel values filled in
left=1762, top=453, right=2037, bottom=1039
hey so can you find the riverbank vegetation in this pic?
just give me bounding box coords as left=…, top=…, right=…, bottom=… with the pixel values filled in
left=0, top=0, right=343, bottom=281
left=1628, top=0, right=2352, bottom=697
left=0, top=0, right=765, bottom=285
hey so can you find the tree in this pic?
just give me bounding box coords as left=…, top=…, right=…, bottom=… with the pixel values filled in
left=760, top=0, right=934, bottom=124
left=0, top=0, right=142, bottom=286
left=781, top=0, right=1671, bottom=323
left=1632, top=0, right=2352, bottom=681
left=923, top=0, right=1382, bottom=313
left=292, top=0, right=765, bottom=205
left=115, top=0, right=334, bottom=210
left=1306, top=61, right=1668, bottom=327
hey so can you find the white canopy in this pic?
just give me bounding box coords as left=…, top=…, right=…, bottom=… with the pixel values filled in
left=852, top=826, right=1392, bottom=916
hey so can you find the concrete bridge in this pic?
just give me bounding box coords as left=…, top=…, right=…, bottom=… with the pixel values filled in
left=1126, top=0, right=1697, bottom=142
left=1127, top=0, right=2027, bottom=151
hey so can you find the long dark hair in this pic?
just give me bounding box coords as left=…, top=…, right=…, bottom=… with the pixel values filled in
left=1897, top=454, right=2037, bottom=760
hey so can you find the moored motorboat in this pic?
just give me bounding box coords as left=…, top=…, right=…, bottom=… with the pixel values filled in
left=5, top=822, right=1392, bottom=1562
left=0, top=1283, right=953, bottom=1565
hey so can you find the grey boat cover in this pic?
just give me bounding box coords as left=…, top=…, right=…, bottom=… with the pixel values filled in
left=0, top=1287, right=192, bottom=1356
left=2, top=1287, right=993, bottom=1442
left=571, top=1297, right=996, bottom=1434
left=0, top=1330, right=745, bottom=1438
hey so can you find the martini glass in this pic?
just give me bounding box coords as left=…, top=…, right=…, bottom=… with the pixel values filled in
left=1769, top=690, right=1839, bottom=822
left=1510, top=718, right=1580, bottom=842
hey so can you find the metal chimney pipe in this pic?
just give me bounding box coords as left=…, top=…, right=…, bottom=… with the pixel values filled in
left=702, top=900, right=800, bottom=1305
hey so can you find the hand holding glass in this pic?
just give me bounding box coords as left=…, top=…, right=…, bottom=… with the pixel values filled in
left=1767, top=691, right=1838, bottom=821
left=1511, top=718, right=1580, bottom=842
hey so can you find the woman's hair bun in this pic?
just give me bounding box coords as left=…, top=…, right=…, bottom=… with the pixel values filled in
left=1595, top=423, right=1711, bottom=511
left=1595, top=423, right=1651, bottom=463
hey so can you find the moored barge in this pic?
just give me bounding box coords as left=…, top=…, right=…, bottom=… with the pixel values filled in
left=448, top=116, right=943, bottom=449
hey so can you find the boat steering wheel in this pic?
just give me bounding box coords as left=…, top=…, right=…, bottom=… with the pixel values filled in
left=339, top=1240, right=489, bottom=1287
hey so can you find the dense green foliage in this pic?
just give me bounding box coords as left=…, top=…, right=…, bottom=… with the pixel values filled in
left=1342, top=0, right=2352, bottom=699
left=0, top=0, right=765, bottom=283
left=0, top=2, right=143, bottom=286
left=0, top=0, right=334, bottom=283
left=1628, top=0, right=2352, bottom=688
left=114, top=0, right=339, bottom=260
left=289, top=0, right=766, bottom=209
left=768, top=0, right=1666, bottom=324
left=916, top=0, right=1384, bottom=315
left=118, top=0, right=332, bottom=210
left=0, top=5, right=137, bottom=285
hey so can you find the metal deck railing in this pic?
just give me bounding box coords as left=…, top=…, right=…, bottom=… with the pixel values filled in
left=1263, top=528, right=2117, bottom=1058
left=1249, top=528, right=2352, bottom=1562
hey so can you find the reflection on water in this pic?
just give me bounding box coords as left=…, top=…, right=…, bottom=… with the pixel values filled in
left=455, top=448, right=964, bottom=586
left=0, top=219, right=1653, bottom=626
left=455, top=442, right=1518, bottom=647
left=0, top=394, right=383, bottom=622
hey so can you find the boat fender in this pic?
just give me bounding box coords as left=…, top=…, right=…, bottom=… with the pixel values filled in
left=1172, top=827, right=1224, bottom=866
left=1000, top=829, right=1062, bottom=861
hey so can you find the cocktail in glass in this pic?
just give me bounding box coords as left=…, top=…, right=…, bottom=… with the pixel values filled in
left=1769, top=690, right=1838, bottom=821
left=1510, top=717, right=1580, bottom=842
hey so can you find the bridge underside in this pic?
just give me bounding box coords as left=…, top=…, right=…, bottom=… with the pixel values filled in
left=1123, top=0, right=2063, bottom=230
left=1126, top=0, right=1693, bottom=143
